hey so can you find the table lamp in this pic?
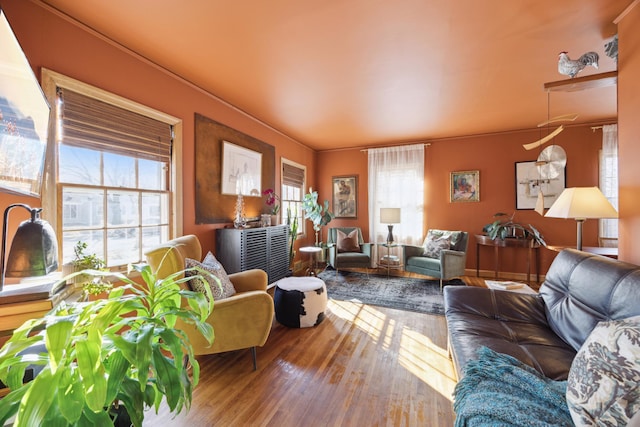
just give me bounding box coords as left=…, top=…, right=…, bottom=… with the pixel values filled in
left=1, top=203, right=59, bottom=292
left=380, top=208, right=401, bottom=244
left=545, top=187, right=618, bottom=251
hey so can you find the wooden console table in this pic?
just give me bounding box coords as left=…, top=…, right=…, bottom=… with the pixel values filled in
left=475, top=234, right=540, bottom=283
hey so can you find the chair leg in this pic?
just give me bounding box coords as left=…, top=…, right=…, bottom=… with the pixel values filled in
left=251, top=346, right=258, bottom=371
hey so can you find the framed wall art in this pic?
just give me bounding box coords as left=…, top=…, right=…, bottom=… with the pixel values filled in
left=450, top=170, right=479, bottom=203
left=515, top=161, right=565, bottom=210
left=221, top=141, right=262, bottom=196
left=332, top=175, right=357, bottom=218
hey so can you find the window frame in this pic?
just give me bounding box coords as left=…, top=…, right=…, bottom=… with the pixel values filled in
left=280, top=158, right=306, bottom=237
left=41, top=68, right=183, bottom=268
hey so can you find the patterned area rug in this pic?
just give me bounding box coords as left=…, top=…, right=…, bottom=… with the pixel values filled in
left=317, top=269, right=466, bottom=315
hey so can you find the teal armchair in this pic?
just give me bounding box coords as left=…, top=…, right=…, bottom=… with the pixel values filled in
left=403, top=230, right=469, bottom=290
left=326, top=227, right=372, bottom=273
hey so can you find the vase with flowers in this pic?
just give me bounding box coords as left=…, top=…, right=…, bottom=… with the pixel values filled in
left=263, top=188, right=280, bottom=225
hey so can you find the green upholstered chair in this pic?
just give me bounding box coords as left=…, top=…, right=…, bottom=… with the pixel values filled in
left=403, top=230, right=469, bottom=290
left=326, top=227, right=372, bottom=274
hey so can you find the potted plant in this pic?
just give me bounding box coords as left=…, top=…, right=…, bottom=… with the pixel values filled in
left=62, top=241, right=108, bottom=287
left=301, top=188, right=334, bottom=246
left=286, top=206, right=299, bottom=269
left=483, top=212, right=546, bottom=246
left=0, top=259, right=216, bottom=427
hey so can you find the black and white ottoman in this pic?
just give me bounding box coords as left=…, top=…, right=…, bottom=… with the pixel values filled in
left=274, top=277, right=328, bottom=328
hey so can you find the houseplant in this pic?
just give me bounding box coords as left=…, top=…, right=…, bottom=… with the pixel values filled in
left=483, top=212, right=546, bottom=246
left=286, top=206, right=299, bottom=268
left=301, top=188, right=334, bottom=246
left=62, top=241, right=108, bottom=288
left=0, top=260, right=216, bottom=427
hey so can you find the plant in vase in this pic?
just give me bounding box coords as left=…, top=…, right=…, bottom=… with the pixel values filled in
left=0, top=259, right=216, bottom=427
left=263, top=188, right=280, bottom=225
left=301, top=188, right=334, bottom=246
left=286, top=206, right=299, bottom=268
left=62, top=241, right=109, bottom=288
left=482, top=212, right=546, bottom=246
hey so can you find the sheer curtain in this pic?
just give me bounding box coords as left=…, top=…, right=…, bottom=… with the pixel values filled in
left=600, top=124, right=618, bottom=238
left=368, top=144, right=424, bottom=245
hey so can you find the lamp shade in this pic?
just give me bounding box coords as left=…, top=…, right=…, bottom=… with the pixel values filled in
left=545, top=187, right=618, bottom=220
left=380, top=208, right=401, bottom=224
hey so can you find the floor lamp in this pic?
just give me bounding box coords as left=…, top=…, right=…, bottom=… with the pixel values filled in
left=1, top=204, right=59, bottom=293
left=380, top=208, right=401, bottom=244
left=545, top=187, right=618, bottom=251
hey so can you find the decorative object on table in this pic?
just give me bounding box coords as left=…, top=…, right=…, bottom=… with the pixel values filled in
left=194, top=114, right=275, bottom=224
left=302, top=188, right=334, bottom=246
left=380, top=207, right=401, bottom=244
left=482, top=212, right=546, bottom=246
left=0, top=11, right=50, bottom=198
left=0, top=204, right=58, bottom=295
left=604, top=34, right=618, bottom=63
left=515, top=161, right=565, bottom=210
left=233, top=194, right=247, bottom=228
left=331, top=175, right=357, bottom=218
left=0, top=259, right=215, bottom=427
left=450, top=170, right=479, bottom=203
left=317, top=269, right=465, bottom=316
left=260, top=214, right=271, bottom=227
left=557, top=51, right=599, bottom=78
left=262, top=188, right=280, bottom=224
left=545, top=187, right=618, bottom=251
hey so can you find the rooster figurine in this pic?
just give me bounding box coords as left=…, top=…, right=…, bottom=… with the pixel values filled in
left=558, top=51, right=599, bottom=78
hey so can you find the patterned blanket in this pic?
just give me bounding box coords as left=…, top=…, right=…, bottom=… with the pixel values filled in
left=453, top=347, right=573, bottom=427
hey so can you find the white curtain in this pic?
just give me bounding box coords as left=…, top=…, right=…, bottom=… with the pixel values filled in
left=368, top=144, right=424, bottom=246
left=600, top=124, right=618, bottom=238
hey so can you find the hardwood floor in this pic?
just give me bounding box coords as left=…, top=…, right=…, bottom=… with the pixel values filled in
left=143, top=274, right=513, bottom=426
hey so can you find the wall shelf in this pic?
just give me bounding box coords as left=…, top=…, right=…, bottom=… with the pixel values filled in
left=544, top=71, right=617, bottom=92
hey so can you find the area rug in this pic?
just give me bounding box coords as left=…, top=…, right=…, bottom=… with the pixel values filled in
left=317, top=269, right=466, bottom=315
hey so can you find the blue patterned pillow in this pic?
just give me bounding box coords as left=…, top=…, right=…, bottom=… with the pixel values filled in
left=566, top=315, right=640, bottom=426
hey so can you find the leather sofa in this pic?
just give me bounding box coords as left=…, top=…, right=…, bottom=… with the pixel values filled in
left=444, top=248, right=640, bottom=380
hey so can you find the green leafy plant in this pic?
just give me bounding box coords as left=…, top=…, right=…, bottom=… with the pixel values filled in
left=64, top=242, right=111, bottom=295
left=301, top=188, right=334, bottom=245
left=0, top=260, right=216, bottom=427
left=286, top=206, right=299, bottom=267
left=483, top=212, right=546, bottom=246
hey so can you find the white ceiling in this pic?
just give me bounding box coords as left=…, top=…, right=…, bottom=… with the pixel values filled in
left=39, top=0, right=625, bottom=150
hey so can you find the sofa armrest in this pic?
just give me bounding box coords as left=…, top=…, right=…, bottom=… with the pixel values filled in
left=361, top=243, right=372, bottom=257
left=229, top=269, right=268, bottom=293
left=403, top=244, right=424, bottom=261
left=440, top=249, right=466, bottom=276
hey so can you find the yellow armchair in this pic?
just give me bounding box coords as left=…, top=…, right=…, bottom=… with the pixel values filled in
left=144, top=235, right=274, bottom=370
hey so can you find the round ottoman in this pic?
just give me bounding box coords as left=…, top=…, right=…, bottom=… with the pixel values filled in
left=274, top=277, right=327, bottom=328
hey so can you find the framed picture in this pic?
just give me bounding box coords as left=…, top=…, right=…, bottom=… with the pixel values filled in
left=332, top=175, right=357, bottom=218
left=515, top=161, right=565, bottom=210
left=450, top=170, right=480, bottom=202
left=221, top=141, right=262, bottom=196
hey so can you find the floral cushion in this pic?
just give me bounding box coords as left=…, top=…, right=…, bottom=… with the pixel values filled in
left=337, top=229, right=360, bottom=253
left=422, top=231, right=452, bottom=258
left=185, top=251, right=236, bottom=300
left=566, top=315, right=640, bottom=426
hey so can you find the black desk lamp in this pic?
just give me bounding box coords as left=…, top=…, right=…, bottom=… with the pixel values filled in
left=1, top=204, right=59, bottom=292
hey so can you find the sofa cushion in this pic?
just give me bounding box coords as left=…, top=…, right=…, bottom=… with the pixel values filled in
left=185, top=252, right=236, bottom=300
left=566, top=315, right=640, bottom=426
left=539, top=249, right=640, bottom=352
left=337, top=229, right=360, bottom=253
left=422, top=231, right=451, bottom=258
left=406, top=255, right=441, bottom=272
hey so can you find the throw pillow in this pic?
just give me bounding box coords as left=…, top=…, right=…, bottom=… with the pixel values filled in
left=337, top=229, right=361, bottom=253
left=185, top=252, right=236, bottom=300
left=566, top=315, right=640, bottom=426
left=422, top=231, right=451, bottom=258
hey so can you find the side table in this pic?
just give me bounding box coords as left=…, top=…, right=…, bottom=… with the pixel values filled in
left=300, top=246, right=323, bottom=276
left=377, top=243, right=403, bottom=277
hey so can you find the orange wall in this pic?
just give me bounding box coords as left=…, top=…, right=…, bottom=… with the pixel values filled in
left=617, top=4, right=640, bottom=264
left=318, top=125, right=605, bottom=276
left=0, top=0, right=318, bottom=256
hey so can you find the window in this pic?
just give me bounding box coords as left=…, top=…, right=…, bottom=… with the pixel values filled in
left=599, top=124, right=618, bottom=240
left=41, top=70, right=183, bottom=269
left=281, top=159, right=305, bottom=235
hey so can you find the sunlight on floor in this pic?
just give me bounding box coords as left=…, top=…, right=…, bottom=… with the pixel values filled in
left=328, top=299, right=457, bottom=402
